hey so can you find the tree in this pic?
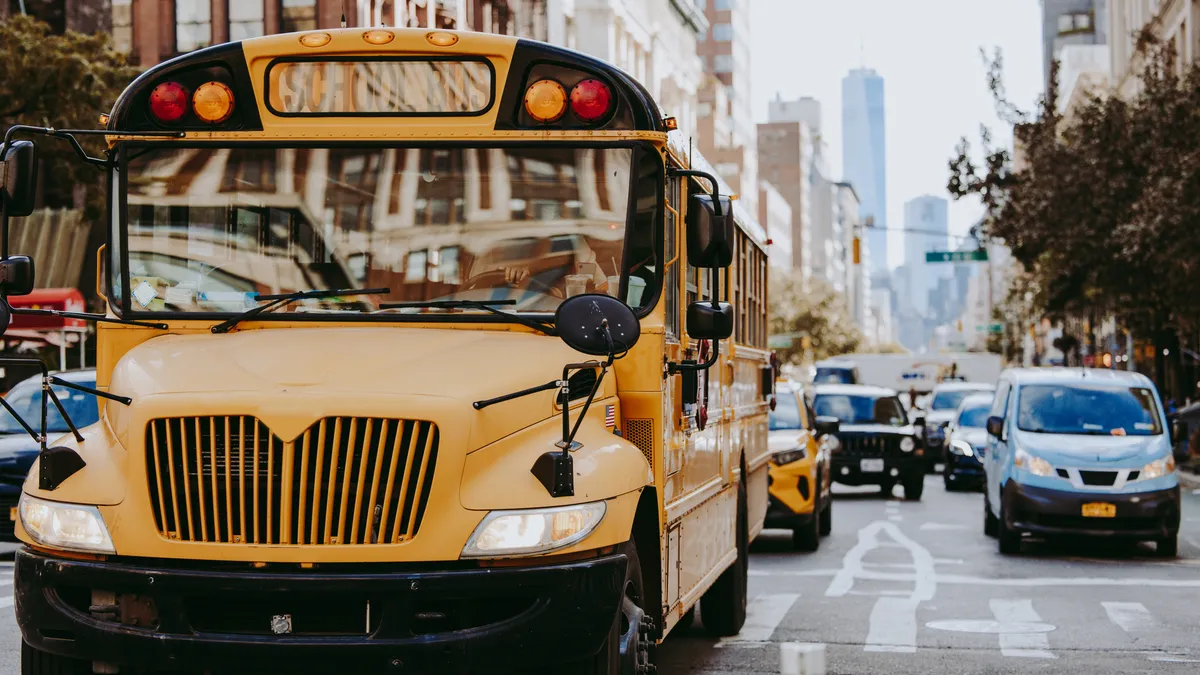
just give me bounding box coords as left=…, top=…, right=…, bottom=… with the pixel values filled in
left=0, top=14, right=139, bottom=211
left=769, top=269, right=862, bottom=364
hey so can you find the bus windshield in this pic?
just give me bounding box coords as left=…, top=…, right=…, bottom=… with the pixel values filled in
left=120, top=145, right=657, bottom=317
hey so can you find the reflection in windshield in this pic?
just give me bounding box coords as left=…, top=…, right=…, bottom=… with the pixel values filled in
left=813, top=394, right=907, bottom=427
left=931, top=389, right=989, bottom=411
left=769, top=391, right=804, bottom=430
left=1017, top=385, right=1162, bottom=436
left=0, top=379, right=99, bottom=434
left=956, top=405, right=991, bottom=429
left=123, top=146, right=653, bottom=316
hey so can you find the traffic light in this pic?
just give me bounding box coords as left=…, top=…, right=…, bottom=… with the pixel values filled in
left=852, top=236, right=861, bottom=265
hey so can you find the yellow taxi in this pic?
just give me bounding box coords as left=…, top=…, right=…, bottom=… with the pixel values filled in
left=766, top=380, right=838, bottom=550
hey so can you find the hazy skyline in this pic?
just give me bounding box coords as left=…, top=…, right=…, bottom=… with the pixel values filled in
left=750, top=0, right=1044, bottom=270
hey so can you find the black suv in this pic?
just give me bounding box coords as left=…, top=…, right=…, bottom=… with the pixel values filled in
left=812, top=384, right=927, bottom=500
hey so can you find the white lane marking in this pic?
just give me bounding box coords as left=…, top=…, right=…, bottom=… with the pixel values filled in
left=933, top=558, right=965, bottom=565
left=928, top=619, right=1055, bottom=634
left=920, top=522, right=969, bottom=531
left=716, top=593, right=800, bottom=647
left=1149, top=656, right=1200, bottom=663
left=758, top=567, right=1200, bottom=588
left=990, top=599, right=1056, bottom=659
left=886, top=500, right=901, bottom=506
left=1102, top=602, right=1159, bottom=633
left=887, top=515, right=902, bottom=522
left=865, top=597, right=918, bottom=653
left=0, top=596, right=12, bottom=609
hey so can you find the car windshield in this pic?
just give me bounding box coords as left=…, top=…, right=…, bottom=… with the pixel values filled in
left=0, top=378, right=99, bottom=434
left=930, top=389, right=986, bottom=410
left=813, top=394, right=907, bottom=426
left=121, top=145, right=658, bottom=318
left=956, top=405, right=992, bottom=429
left=769, top=391, right=804, bottom=430
left=815, top=367, right=855, bottom=384
left=1017, top=384, right=1162, bottom=436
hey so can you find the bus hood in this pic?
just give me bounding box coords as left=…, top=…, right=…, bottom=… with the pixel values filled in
left=107, top=326, right=600, bottom=451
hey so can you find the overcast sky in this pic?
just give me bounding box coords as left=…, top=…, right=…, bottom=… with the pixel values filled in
left=749, top=0, right=1044, bottom=269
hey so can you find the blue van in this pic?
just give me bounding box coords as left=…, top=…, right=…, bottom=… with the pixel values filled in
left=983, top=368, right=1180, bottom=556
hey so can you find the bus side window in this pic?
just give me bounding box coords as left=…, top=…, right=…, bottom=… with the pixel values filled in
left=664, top=171, right=680, bottom=340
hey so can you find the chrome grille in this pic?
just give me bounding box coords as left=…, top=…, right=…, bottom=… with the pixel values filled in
left=146, top=416, right=438, bottom=545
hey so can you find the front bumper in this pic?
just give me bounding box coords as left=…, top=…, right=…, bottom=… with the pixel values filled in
left=832, top=455, right=923, bottom=486
left=945, top=453, right=984, bottom=483
left=16, top=548, right=625, bottom=674
left=1003, top=482, right=1180, bottom=539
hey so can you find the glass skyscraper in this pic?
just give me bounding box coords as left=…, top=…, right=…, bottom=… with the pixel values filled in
left=841, top=68, right=887, bottom=281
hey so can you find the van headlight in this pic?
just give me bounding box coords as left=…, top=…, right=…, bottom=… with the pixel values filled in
left=19, top=494, right=115, bottom=554
left=461, top=501, right=606, bottom=558
left=1140, top=455, right=1176, bottom=480
left=1014, top=448, right=1055, bottom=477
left=900, top=437, right=915, bottom=452
left=950, top=440, right=975, bottom=457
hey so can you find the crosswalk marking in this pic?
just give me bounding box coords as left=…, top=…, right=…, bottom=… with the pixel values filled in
left=716, top=593, right=799, bottom=647
left=989, top=599, right=1056, bottom=659
left=1102, top=601, right=1159, bottom=633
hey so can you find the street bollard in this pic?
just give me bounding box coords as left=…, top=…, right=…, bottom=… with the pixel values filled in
left=780, top=642, right=826, bottom=675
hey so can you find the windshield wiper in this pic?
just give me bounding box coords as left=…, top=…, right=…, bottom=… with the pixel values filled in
left=378, top=299, right=555, bottom=336
left=211, top=287, right=390, bottom=334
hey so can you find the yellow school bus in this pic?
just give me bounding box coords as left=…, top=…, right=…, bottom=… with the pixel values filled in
left=2, top=27, right=772, bottom=674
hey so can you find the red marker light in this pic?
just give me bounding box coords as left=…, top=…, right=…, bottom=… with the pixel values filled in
left=570, top=79, right=613, bottom=123
left=149, top=82, right=190, bottom=123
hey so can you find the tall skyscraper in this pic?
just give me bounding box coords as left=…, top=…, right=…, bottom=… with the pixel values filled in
left=1041, top=0, right=1107, bottom=91
left=898, top=195, right=949, bottom=350
left=841, top=68, right=887, bottom=281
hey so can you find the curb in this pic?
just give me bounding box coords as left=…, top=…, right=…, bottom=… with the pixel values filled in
left=1179, top=468, right=1200, bottom=490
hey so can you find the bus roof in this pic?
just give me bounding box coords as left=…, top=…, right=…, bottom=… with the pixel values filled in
left=106, top=29, right=666, bottom=139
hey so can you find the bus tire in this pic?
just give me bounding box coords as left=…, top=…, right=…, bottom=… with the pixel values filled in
left=21, top=642, right=88, bottom=675
left=561, top=542, right=652, bottom=675
left=701, top=473, right=748, bottom=637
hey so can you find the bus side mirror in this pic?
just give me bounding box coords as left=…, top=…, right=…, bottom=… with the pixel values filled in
left=0, top=256, right=35, bottom=296
left=686, top=193, right=734, bottom=268
left=686, top=300, right=732, bottom=340
left=1, top=140, right=40, bottom=218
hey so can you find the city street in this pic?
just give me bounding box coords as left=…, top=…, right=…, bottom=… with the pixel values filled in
left=657, top=474, right=1200, bottom=674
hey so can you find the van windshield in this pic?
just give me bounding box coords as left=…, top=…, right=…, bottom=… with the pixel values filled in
left=1016, top=385, right=1162, bottom=436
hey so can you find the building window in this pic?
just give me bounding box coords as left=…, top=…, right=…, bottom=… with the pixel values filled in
left=715, top=0, right=732, bottom=9
left=1057, top=11, right=1092, bottom=35
left=230, top=1, right=265, bottom=40
left=281, top=0, right=318, bottom=33
left=712, top=23, right=733, bottom=41
left=112, top=0, right=133, bottom=52
left=713, top=54, right=734, bottom=73
left=175, top=0, right=212, bottom=52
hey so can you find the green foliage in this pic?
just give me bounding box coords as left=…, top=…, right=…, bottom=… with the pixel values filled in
left=948, top=35, right=1200, bottom=342
left=0, top=15, right=139, bottom=210
left=769, top=268, right=862, bottom=364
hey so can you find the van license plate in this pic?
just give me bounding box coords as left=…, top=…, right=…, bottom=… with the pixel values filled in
left=860, top=459, right=885, bottom=473
left=1081, top=502, right=1116, bottom=518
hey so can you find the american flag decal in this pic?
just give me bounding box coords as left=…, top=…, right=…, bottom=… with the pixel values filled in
left=605, top=405, right=616, bottom=428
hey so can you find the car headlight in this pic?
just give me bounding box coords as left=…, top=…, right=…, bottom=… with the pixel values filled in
left=826, top=435, right=841, bottom=452
left=773, top=447, right=807, bottom=465
left=18, top=494, right=115, bottom=554
left=461, top=501, right=606, bottom=558
left=1014, top=448, right=1055, bottom=477
left=1140, top=455, right=1176, bottom=480
left=900, top=437, right=915, bottom=452
left=950, top=440, right=974, bottom=457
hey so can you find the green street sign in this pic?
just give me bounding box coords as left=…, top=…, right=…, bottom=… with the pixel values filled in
left=988, top=322, right=1004, bottom=334
left=768, top=335, right=794, bottom=349
left=925, top=249, right=988, bottom=263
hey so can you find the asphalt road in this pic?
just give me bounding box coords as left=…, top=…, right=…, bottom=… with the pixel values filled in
left=0, top=477, right=1197, bottom=674
left=659, top=473, right=1200, bottom=674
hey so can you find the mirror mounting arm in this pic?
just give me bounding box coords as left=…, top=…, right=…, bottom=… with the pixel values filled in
left=667, top=338, right=720, bottom=374
left=2, top=125, right=185, bottom=170
left=668, top=168, right=723, bottom=217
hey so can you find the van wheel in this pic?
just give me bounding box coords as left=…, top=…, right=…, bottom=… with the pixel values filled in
left=560, top=542, right=652, bottom=675
left=984, top=494, right=998, bottom=537
left=997, top=497, right=1021, bottom=555
left=1157, top=535, right=1178, bottom=558
left=701, top=473, right=748, bottom=637
left=819, top=495, right=832, bottom=536
left=21, top=642, right=88, bottom=675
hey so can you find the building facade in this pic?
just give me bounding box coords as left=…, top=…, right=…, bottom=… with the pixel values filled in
left=896, top=195, right=950, bottom=350
left=1109, top=0, right=1200, bottom=98
left=835, top=182, right=866, bottom=330
left=757, top=119, right=814, bottom=281
left=759, top=181, right=793, bottom=272
left=696, top=0, right=756, bottom=215
left=1042, top=0, right=1108, bottom=91
left=841, top=68, right=887, bottom=281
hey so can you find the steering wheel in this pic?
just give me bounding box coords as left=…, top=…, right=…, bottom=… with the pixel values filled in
left=460, top=269, right=562, bottom=298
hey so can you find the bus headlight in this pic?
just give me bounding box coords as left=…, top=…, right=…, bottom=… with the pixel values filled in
left=461, top=501, right=606, bottom=558
left=950, top=440, right=974, bottom=457
left=18, top=494, right=115, bottom=554
left=900, top=437, right=915, bottom=452
left=1141, top=455, right=1176, bottom=480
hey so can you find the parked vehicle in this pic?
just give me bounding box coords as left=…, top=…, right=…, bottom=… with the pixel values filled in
left=983, top=368, right=1180, bottom=556
left=924, top=382, right=996, bottom=471
left=814, top=384, right=927, bottom=500
left=0, top=370, right=98, bottom=541
left=766, top=381, right=836, bottom=551
left=813, top=359, right=859, bottom=385
left=943, top=393, right=994, bottom=491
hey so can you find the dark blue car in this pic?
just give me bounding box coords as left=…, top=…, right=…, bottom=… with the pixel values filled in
left=943, top=392, right=994, bottom=491
left=0, top=370, right=98, bottom=541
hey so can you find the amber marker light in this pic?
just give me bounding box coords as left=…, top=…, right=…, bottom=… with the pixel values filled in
left=524, top=79, right=568, bottom=123
left=299, top=32, right=332, bottom=48
left=426, top=31, right=459, bottom=47
left=363, top=30, right=395, bottom=45
left=663, top=116, right=678, bottom=130
left=193, top=81, right=235, bottom=124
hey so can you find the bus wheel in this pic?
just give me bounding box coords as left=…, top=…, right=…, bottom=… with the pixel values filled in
left=563, top=542, right=653, bottom=675
left=701, top=474, right=748, bottom=637
left=21, top=642, right=88, bottom=675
